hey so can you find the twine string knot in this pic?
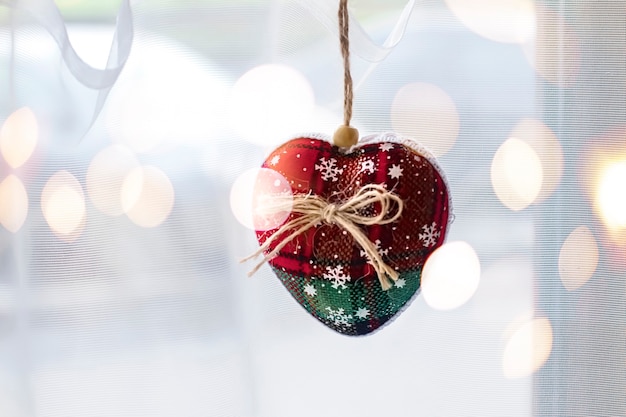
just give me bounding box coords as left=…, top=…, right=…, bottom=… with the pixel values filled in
left=242, top=184, right=404, bottom=291
left=321, top=204, right=338, bottom=224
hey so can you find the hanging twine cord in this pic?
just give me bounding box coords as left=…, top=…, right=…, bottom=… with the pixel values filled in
left=339, top=0, right=353, bottom=127
left=333, top=0, right=359, bottom=148
left=242, top=184, right=404, bottom=291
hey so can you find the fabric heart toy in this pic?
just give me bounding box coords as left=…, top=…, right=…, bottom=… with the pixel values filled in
left=243, top=132, right=451, bottom=335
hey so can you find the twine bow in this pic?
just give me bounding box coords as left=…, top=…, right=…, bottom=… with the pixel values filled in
left=242, top=184, right=404, bottom=291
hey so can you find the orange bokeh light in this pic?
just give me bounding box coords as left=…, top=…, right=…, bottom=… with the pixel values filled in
left=580, top=127, right=626, bottom=270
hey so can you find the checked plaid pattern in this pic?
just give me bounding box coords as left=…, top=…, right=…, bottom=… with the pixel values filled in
left=255, top=133, right=451, bottom=336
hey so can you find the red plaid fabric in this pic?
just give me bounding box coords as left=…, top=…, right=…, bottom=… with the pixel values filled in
left=255, top=133, right=451, bottom=335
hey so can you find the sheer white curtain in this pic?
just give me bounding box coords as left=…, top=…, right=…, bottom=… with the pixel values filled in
left=0, top=1, right=623, bottom=416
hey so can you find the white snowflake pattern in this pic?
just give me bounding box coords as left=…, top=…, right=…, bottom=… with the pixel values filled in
left=418, top=222, right=440, bottom=247
left=395, top=278, right=406, bottom=289
left=304, top=283, right=317, bottom=297
left=360, top=160, right=375, bottom=174
left=326, top=307, right=353, bottom=326
left=379, top=143, right=394, bottom=152
left=269, top=155, right=280, bottom=166
left=323, top=265, right=351, bottom=290
left=315, top=157, right=344, bottom=182
left=360, top=239, right=388, bottom=259
left=355, top=307, right=370, bottom=319
left=388, top=164, right=403, bottom=179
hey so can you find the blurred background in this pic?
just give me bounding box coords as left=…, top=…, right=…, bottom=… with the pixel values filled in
left=0, top=0, right=625, bottom=416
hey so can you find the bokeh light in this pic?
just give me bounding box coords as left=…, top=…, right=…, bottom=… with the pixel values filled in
left=86, top=145, right=140, bottom=216
left=580, top=128, right=626, bottom=249
left=445, top=0, right=535, bottom=44
left=502, top=316, right=553, bottom=378
left=391, top=82, right=459, bottom=157
left=558, top=226, right=599, bottom=291
left=491, top=137, right=543, bottom=211
left=230, top=168, right=293, bottom=231
left=0, top=107, right=38, bottom=169
left=121, top=166, right=175, bottom=228
left=41, top=171, right=86, bottom=241
left=523, top=6, right=580, bottom=86
left=0, top=175, right=28, bottom=233
left=228, top=64, right=315, bottom=147
left=596, top=161, right=626, bottom=231
left=510, top=118, right=563, bottom=202
left=421, top=241, right=481, bottom=311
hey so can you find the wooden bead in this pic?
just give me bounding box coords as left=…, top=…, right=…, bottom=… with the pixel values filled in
left=333, top=125, right=359, bottom=148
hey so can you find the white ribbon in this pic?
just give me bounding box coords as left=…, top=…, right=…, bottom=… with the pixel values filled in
left=295, top=0, right=416, bottom=63
left=1, top=0, right=133, bottom=138
left=295, top=0, right=418, bottom=100
left=1, top=0, right=413, bottom=141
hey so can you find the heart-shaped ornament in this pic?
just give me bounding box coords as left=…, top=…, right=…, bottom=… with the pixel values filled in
left=246, top=132, right=451, bottom=336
